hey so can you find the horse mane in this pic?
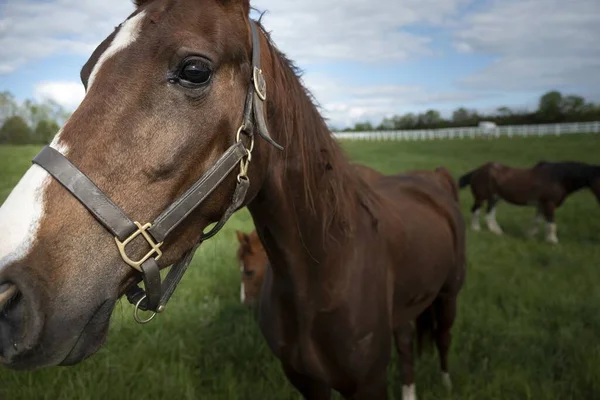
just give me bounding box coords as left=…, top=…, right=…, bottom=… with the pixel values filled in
left=255, top=20, right=378, bottom=236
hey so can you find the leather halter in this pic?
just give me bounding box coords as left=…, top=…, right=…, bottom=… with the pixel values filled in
left=31, top=20, right=282, bottom=324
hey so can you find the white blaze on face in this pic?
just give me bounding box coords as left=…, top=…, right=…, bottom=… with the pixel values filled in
left=87, top=11, right=147, bottom=90
left=0, top=166, right=50, bottom=270
left=0, top=12, right=148, bottom=273
left=0, top=125, right=70, bottom=272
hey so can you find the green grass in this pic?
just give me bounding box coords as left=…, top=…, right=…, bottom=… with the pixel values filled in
left=1, top=134, right=600, bottom=400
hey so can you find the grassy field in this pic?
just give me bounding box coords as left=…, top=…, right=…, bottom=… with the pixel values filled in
left=1, top=134, right=599, bottom=400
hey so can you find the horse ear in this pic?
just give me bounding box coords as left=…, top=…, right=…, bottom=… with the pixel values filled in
left=236, top=230, right=249, bottom=244
left=132, top=0, right=151, bottom=7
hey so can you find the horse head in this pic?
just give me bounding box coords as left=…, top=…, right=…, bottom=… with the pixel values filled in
left=0, top=0, right=281, bottom=369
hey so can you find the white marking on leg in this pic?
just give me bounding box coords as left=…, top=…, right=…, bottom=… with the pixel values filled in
left=402, top=383, right=417, bottom=400
left=442, top=371, right=452, bottom=390
left=470, top=209, right=481, bottom=231
left=240, top=282, right=246, bottom=304
left=485, top=206, right=503, bottom=235
left=546, top=222, right=558, bottom=244
left=87, top=11, right=147, bottom=90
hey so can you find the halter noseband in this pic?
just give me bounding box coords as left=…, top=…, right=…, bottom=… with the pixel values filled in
left=31, top=20, right=282, bottom=324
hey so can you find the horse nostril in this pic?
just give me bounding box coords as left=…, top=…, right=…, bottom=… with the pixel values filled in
left=0, top=283, right=18, bottom=311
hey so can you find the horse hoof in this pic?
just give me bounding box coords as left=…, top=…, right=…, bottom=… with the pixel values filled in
left=442, top=372, right=452, bottom=391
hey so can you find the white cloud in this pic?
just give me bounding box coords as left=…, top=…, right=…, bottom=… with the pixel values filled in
left=0, top=0, right=467, bottom=74
left=0, top=0, right=135, bottom=73
left=301, top=73, right=493, bottom=128
left=34, top=81, right=85, bottom=109
left=453, top=0, right=600, bottom=91
left=252, top=0, right=468, bottom=65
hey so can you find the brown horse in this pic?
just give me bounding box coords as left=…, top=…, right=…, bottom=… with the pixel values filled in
left=237, top=164, right=464, bottom=399
left=236, top=229, right=268, bottom=307
left=236, top=165, right=460, bottom=306
left=459, top=161, right=600, bottom=243
left=0, top=2, right=465, bottom=399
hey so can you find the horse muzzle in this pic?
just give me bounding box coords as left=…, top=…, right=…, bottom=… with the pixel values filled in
left=0, top=278, right=45, bottom=369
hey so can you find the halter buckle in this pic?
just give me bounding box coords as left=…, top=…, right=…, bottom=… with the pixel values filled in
left=253, top=67, right=267, bottom=101
left=115, top=222, right=164, bottom=272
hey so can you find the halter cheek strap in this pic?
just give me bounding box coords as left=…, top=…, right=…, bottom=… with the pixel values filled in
left=31, top=19, right=282, bottom=324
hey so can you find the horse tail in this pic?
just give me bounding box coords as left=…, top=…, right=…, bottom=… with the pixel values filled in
left=458, top=168, right=477, bottom=189
left=415, top=304, right=437, bottom=356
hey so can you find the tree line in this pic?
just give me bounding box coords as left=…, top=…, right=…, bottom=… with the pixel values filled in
left=2, top=89, right=600, bottom=143
left=0, top=91, right=70, bottom=145
left=339, top=91, right=600, bottom=132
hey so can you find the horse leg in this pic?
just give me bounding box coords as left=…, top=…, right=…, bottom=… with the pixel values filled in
left=485, top=197, right=504, bottom=235
left=393, top=322, right=417, bottom=400
left=281, top=364, right=332, bottom=400
left=433, top=294, right=457, bottom=392
left=526, top=207, right=543, bottom=238
left=540, top=201, right=558, bottom=244
left=343, top=374, right=389, bottom=400
left=470, top=201, right=482, bottom=231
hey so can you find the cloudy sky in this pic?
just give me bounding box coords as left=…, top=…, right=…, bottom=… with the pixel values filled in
left=0, top=0, right=598, bottom=128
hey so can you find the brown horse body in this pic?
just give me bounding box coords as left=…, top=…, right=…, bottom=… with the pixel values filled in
left=237, top=164, right=464, bottom=399
left=459, top=161, right=600, bottom=243
left=239, top=164, right=465, bottom=399
left=0, top=1, right=465, bottom=399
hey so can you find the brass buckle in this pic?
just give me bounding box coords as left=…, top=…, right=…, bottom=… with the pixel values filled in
left=115, top=222, right=164, bottom=272
left=253, top=67, right=267, bottom=101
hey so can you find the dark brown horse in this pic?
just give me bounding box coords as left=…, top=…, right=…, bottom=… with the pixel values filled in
left=0, top=1, right=465, bottom=399
left=238, top=164, right=464, bottom=399
left=459, top=161, right=600, bottom=243
left=236, top=166, right=460, bottom=308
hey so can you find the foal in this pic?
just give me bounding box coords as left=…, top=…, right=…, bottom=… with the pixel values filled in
left=236, top=229, right=269, bottom=306
left=459, top=161, right=600, bottom=243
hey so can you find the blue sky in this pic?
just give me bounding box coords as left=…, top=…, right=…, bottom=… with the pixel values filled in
left=1, top=0, right=598, bottom=128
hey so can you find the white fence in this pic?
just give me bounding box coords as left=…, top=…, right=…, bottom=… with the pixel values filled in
left=332, top=121, right=600, bottom=141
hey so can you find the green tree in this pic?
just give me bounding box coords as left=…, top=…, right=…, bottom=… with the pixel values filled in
left=34, top=119, right=60, bottom=144
left=397, top=113, right=417, bottom=129
left=418, top=109, right=443, bottom=128
left=0, top=91, right=18, bottom=125
left=562, top=95, right=585, bottom=116
left=452, top=107, right=479, bottom=126
left=0, top=115, right=33, bottom=144
left=538, top=90, right=563, bottom=122
left=353, top=121, right=374, bottom=131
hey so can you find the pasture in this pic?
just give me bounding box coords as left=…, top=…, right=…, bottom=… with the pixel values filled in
left=1, top=133, right=599, bottom=400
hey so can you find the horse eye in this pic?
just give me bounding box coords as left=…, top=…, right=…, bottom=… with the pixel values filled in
left=178, top=58, right=212, bottom=86
left=244, top=269, right=255, bottom=277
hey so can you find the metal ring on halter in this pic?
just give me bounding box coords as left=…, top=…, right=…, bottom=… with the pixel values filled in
left=133, top=295, right=157, bottom=324
left=235, top=124, right=255, bottom=153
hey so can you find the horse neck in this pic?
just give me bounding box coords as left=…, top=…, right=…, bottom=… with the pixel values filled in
left=246, top=34, right=369, bottom=303
left=562, top=164, right=598, bottom=193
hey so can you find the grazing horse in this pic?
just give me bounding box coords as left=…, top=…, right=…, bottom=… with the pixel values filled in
left=0, top=1, right=465, bottom=399
left=459, top=161, right=600, bottom=243
left=236, top=229, right=268, bottom=307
